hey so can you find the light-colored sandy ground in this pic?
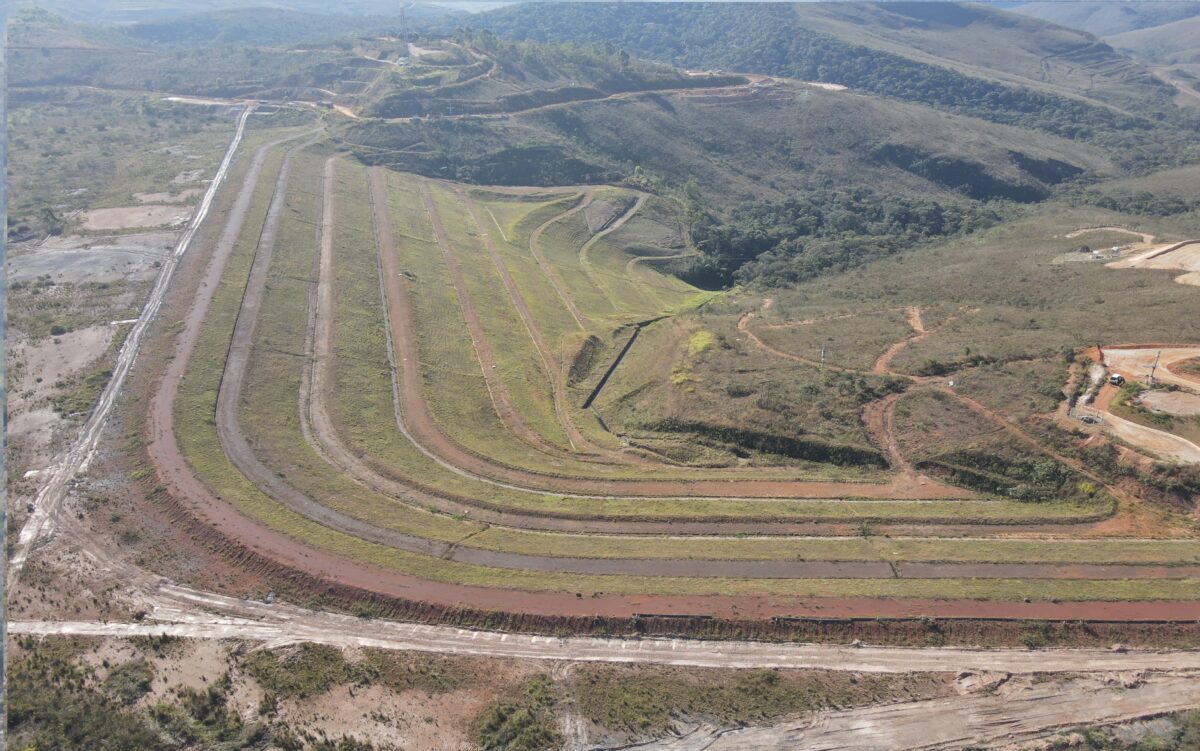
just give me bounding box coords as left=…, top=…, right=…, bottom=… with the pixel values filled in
left=1103, top=347, right=1200, bottom=391
left=8, top=408, right=62, bottom=463
left=173, top=168, right=205, bottom=184
left=11, top=325, right=114, bottom=403
left=627, top=672, right=1200, bottom=751
left=276, top=672, right=532, bottom=751
left=1066, top=226, right=1156, bottom=244
left=134, top=188, right=203, bottom=204
left=165, top=95, right=240, bottom=107
left=8, top=325, right=115, bottom=465
left=1108, top=240, right=1200, bottom=286
left=804, top=81, right=848, bottom=91
left=1097, top=410, right=1200, bottom=463
left=81, top=205, right=192, bottom=231
left=10, top=232, right=175, bottom=285
left=1142, top=390, right=1200, bottom=416
left=407, top=44, right=444, bottom=59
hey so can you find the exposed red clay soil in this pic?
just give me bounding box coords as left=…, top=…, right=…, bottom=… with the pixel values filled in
left=1166, top=357, right=1200, bottom=383
left=861, top=392, right=912, bottom=473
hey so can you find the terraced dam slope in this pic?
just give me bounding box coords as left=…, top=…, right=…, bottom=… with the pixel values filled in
left=147, top=134, right=1200, bottom=621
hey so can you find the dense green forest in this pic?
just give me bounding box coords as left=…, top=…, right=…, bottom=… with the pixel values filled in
left=686, top=187, right=999, bottom=288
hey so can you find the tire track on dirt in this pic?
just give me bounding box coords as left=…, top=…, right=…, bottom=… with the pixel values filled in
left=626, top=672, right=1200, bottom=751
left=861, top=392, right=912, bottom=473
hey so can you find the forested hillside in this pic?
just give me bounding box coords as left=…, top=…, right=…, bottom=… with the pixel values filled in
left=438, top=3, right=1199, bottom=171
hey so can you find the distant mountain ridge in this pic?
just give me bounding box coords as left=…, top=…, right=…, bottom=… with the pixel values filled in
left=1012, top=1, right=1200, bottom=37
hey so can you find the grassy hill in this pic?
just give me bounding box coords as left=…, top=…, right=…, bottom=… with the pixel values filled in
left=1013, top=1, right=1200, bottom=37
left=341, top=48, right=1113, bottom=205
left=789, top=2, right=1169, bottom=116
left=440, top=2, right=1197, bottom=172
left=1109, top=15, right=1200, bottom=64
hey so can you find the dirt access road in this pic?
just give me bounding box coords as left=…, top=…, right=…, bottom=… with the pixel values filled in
left=8, top=106, right=254, bottom=592
left=624, top=672, right=1200, bottom=751
left=19, top=603, right=1200, bottom=749
left=1082, top=390, right=1200, bottom=464
left=16, top=580, right=1200, bottom=672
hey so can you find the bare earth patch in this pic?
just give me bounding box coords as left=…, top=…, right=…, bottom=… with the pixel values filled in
left=8, top=325, right=115, bottom=470
left=11, top=232, right=175, bottom=285
left=12, top=325, right=114, bottom=404
left=81, top=205, right=192, bottom=231
left=1142, top=390, right=1200, bottom=417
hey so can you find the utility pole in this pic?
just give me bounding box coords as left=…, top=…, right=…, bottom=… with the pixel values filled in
left=820, top=343, right=826, bottom=369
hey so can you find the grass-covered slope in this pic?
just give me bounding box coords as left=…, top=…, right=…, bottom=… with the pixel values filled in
left=1013, top=1, right=1200, bottom=37
left=443, top=2, right=1198, bottom=170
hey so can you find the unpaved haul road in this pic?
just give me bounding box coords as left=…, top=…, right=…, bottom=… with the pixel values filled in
left=623, top=672, right=1200, bottom=750
left=7, top=105, right=254, bottom=591
left=13, top=581, right=1200, bottom=673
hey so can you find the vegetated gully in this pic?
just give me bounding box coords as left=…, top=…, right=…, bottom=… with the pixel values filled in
left=130, top=128, right=1200, bottom=620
